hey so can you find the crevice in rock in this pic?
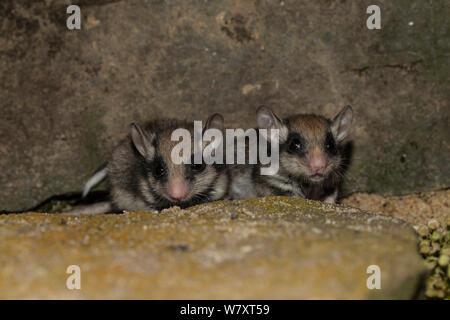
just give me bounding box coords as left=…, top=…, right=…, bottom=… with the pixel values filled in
left=342, top=59, right=424, bottom=76
left=0, top=190, right=109, bottom=214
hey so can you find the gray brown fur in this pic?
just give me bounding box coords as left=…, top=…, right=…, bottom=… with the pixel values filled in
left=108, top=117, right=230, bottom=212
left=231, top=105, right=353, bottom=203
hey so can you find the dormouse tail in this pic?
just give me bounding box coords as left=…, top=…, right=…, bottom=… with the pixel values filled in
left=82, top=162, right=108, bottom=198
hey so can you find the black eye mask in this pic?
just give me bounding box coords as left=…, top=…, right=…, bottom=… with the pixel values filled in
left=189, top=153, right=206, bottom=173
left=284, top=133, right=307, bottom=156
left=148, top=156, right=167, bottom=179
left=324, top=131, right=338, bottom=156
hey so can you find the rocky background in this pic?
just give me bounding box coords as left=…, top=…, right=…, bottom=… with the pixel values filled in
left=0, top=0, right=449, bottom=211
left=0, top=197, right=428, bottom=299
left=1, top=1, right=449, bottom=300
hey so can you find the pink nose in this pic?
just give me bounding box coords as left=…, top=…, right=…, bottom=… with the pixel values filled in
left=309, top=152, right=326, bottom=173
left=168, top=178, right=190, bottom=201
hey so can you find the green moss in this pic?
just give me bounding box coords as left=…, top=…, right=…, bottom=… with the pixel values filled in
left=416, top=218, right=450, bottom=299
left=1, top=196, right=425, bottom=299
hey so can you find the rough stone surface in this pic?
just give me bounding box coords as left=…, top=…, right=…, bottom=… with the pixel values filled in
left=342, top=189, right=450, bottom=229
left=0, top=197, right=425, bottom=299
left=1, top=0, right=449, bottom=211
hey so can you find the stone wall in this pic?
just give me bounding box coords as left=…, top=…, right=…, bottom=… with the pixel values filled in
left=0, top=0, right=448, bottom=211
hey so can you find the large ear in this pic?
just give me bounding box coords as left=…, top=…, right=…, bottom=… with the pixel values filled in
left=202, top=113, right=224, bottom=160
left=204, top=113, right=224, bottom=131
left=130, top=122, right=155, bottom=158
left=330, top=105, right=353, bottom=143
left=256, top=105, right=287, bottom=143
left=256, top=106, right=282, bottom=130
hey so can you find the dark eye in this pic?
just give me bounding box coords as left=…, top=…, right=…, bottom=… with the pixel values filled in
left=288, top=137, right=302, bottom=152
left=191, top=162, right=206, bottom=173
left=190, top=154, right=206, bottom=173
left=152, top=159, right=166, bottom=178
left=325, top=133, right=337, bottom=155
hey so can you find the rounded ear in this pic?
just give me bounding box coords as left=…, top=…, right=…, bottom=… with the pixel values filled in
left=130, top=122, right=155, bottom=158
left=256, top=105, right=283, bottom=130
left=256, top=105, right=288, bottom=143
left=203, top=113, right=224, bottom=158
left=330, top=105, right=353, bottom=143
left=204, top=113, right=224, bottom=131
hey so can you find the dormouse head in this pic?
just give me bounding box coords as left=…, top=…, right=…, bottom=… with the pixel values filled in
left=256, top=105, right=353, bottom=184
left=130, top=114, right=226, bottom=208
